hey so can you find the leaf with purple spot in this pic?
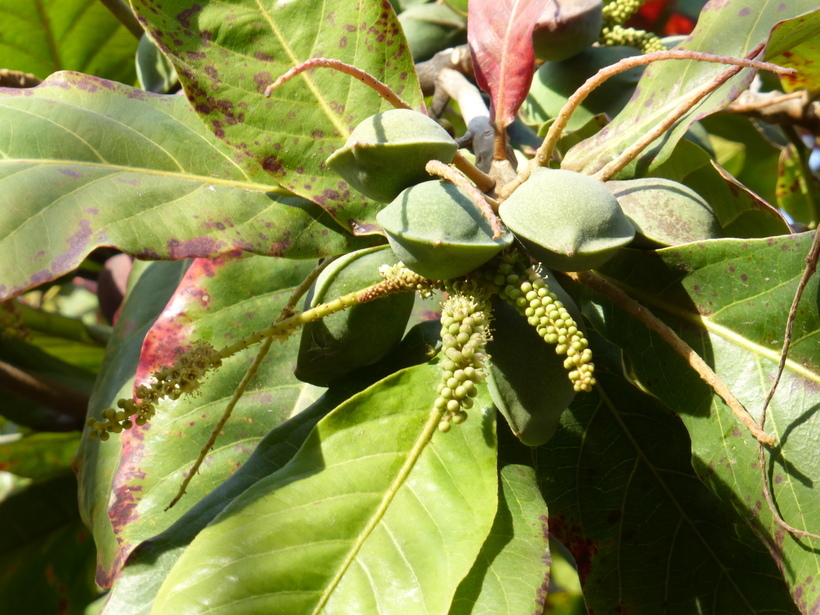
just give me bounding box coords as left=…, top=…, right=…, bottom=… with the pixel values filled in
left=131, top=0, right=424, bottom=232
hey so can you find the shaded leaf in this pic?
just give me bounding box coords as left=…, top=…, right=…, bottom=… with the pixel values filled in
left=777, top=143, right=820, bottom=227
left=0, top=432, right=80, bottom=480
left=536, top=340, right=799, bottom=614
left=468, top=0, right=548, bottom=129
left=0, top=0, right=138, bottom=83
left=0, top=72, right=369, bottom=301
left=151, top=363, right=498, bottom=614
left=451, top=464, right=551, bottom=615
left=78, top=254, right=314, bottom=586
left=586, top=234, right=820, bottom=611
left=132, top=0, right=424, bottom=231
left=563, top=0, right=818, bottom=178
left=0, top=473, right=99, bottom=615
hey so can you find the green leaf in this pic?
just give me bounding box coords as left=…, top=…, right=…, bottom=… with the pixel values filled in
left=0, top=473, right=99, bottom=615
left=77, top=258, right=191, bottom=588
left=767, top=8, right=820, bottom=96
left=563, top=0, right=818, bottom=178
left=450, top=464, right=551, bottom=615
left=586, top=233, right=820, bottom=610
left=776, top=143, right=820, bottom=227
left=536, top=345, right=798, bottom=613
left=101, top=319, right=452, bottom=614
left=151, top=362, right=498, bottom=614
left=0, top=0, right=138, bottom=82
left=132, top=0, right=425, bottom=231
left=0, top=71, right=370, bottom=301
left=0, top=432, right=80, bottom=479
left=78, top=254, right=315, bottom=587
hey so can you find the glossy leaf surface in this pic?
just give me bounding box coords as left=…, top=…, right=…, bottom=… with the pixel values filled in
left=767, top=9, right=820, bottom=96
left=152, top=363, right=498, bottom=614
left=132, top=0, right=424, bottom=232
left=588, top=234, right=820, bottom=611
left=537, top=356, right=798, bottom=613
left=0, top=0, right=138, bottom=83
left=0, top=72, right=366, bottom=301
left=563, top=0, right=818, bottom=178
left=468, top=0, right=548, bottom=129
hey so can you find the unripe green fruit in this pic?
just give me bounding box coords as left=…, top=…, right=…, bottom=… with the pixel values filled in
left=499, top=168, right=635, bottom=271
left=487, top=292, right=580, bottom=446
left=377, top=180, right=514, bottom=280
left=399, top=3, right=467, bottom=62
left=605, top=178, right=722, bottom=247
left=532, top=0, right=603, bottom=63
left=295, top=246, right=414, bottom=387
left=326, top=109, right=458, bottom=203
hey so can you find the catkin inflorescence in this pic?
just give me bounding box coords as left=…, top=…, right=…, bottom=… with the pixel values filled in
left=434, top=284, right=492, bottom=433
left=86, top=340, right=221, bottom=440
left=601, top=25, right=665, bottom=53
left=602, top=0, right=643, bottom=27
left=482, top=253, right=596, bottom=392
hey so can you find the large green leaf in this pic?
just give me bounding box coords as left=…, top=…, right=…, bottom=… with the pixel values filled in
left=132, top=0, right=425, bottom=231
left=101, top=318, right=452, bottom=614
left=0, top=432, right=80, bottom=480
left=536, top=353, right=798, bottom=613
left=0, top=71, right=370, bottom=301
left=78, top=253, right=315, bottom=586
left=451, top=463, right=551, bottom=615
left=0, top=0, right=138, bottom=83
left=584, top=233, right=820, bottom=610
left=767, top=8, right=820, bottom=96
left=151, top=363, right=498, bottom=614
left=563, top=0, right=818, bottom=178
left=0, top=473, right=99, bottom=615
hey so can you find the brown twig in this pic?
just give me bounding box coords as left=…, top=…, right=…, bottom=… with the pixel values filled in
left=727, top=90, right=820, bottom=134
left=0, top=360, right=89, bottom=421
left=425, top=160, right=504, bottom=238
left=264, top=57, right=416, bottom=112
left=566, top=270, right=776, bottom=446
left=758, top=445, right=820, bottom=541
left=166, top=257, right=338, bottom=509
left=98, top=0, right=144, bottom=40
left=497, top=48, right=797, bottom=199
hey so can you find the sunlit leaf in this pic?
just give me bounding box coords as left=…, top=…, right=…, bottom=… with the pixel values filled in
left=132, top=0, right=424, bottom=232
left=0, top=72, right=369, bottom=301
left=451, top=463, right=551, bottom=615
left=0, top=0, right=138, bottom=83
left=78, top=254, right=315, bottom=586
left=776, top=143, right=820, bottom=227
left=563, top=0, right=818, bottom=178
left=767, top=8, right=820, bottom=96
left=151, top=363, right=498, bottom=614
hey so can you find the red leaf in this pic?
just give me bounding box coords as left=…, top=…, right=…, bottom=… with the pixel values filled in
left=468, top=0, right=549, bottom=129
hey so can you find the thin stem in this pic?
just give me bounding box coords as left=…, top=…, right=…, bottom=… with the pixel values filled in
left=425, top=160, right=504, bottom=238
left=592, top=61, right=745, bottom=182
left=758, top=445, right=820, bottom=541
left=264, top=58, right=415, bottom=111
left=497, top=48, right=796, bottom=199
left=567, top=270, right=776, bottom=446
left=727, top=90, right=804, bottom=113
left=166, top=335, right=274, bottom=510
left=98, top=0, right=144, bottom=39
left=452, top=151, right=496, bottom=193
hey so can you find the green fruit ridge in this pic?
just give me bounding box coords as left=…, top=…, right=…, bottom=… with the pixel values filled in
left=434, top=284, right=492, bottom=433
left=482, top=252, right=595, bottom=392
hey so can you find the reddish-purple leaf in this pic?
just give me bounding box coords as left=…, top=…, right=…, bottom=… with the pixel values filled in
left=468, top=0, right=549, bottom=129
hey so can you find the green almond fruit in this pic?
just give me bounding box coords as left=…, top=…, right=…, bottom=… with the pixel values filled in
left=377, top=180, right=514, bottom=280
left=326, top=109, right=459, bottom=203
left=605, top=178, right=722, bottom=247
left=499, top=168, right=635, bottom=271
left=295, top=246, right=415, bottom=387
left=399, top=3, right=467, bottom=62
left=487, top=282, right=582, bottom=446
left=532, top=0, right=603, bottom=63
